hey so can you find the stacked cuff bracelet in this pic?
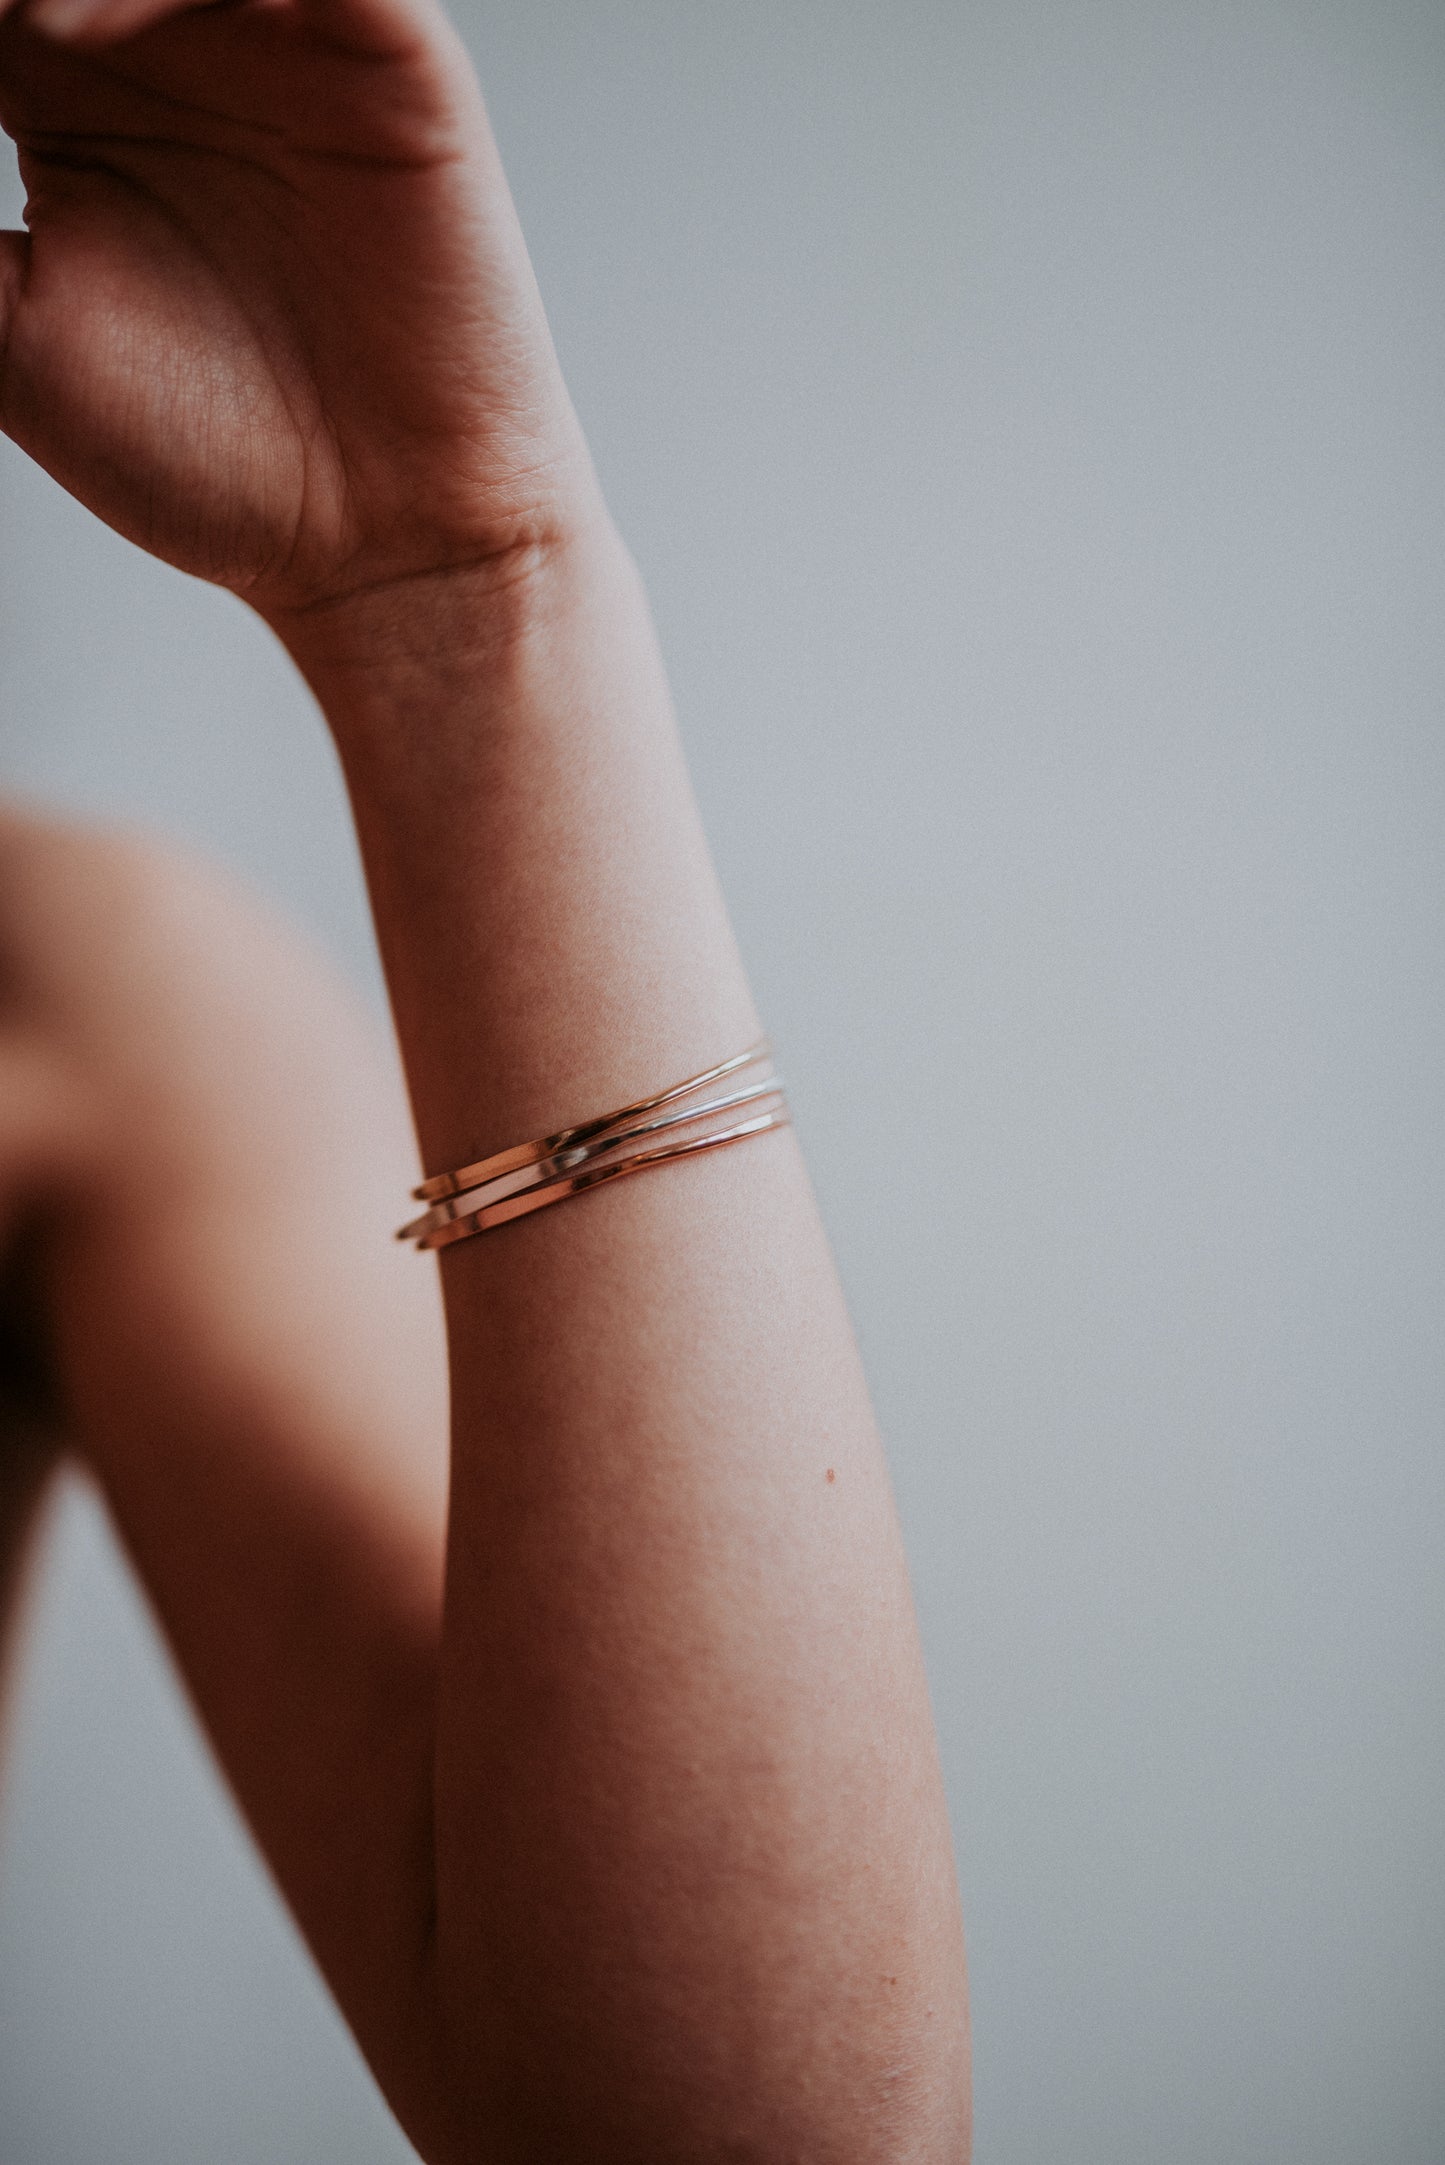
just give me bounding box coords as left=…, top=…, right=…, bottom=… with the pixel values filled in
left=397, top=1040, right=789, bottom=1251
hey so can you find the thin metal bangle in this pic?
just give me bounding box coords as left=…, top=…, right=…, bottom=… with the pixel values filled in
left=397, top=1075, right=787, bottom=1243
left=411, top=1039, right=773, bottom=1204
left=411, top=1104, right=792, bottom=1251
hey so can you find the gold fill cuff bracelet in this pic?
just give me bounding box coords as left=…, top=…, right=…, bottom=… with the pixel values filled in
left=399, top=1041, right=788, bottom=1251
left=407, top=1103, right=791, bottom=1251
left=410, top=1039, right=773, bottom=1204
left=397, top=1072, right=786, bottom=1243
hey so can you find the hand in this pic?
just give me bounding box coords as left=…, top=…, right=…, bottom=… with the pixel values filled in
left=0, top=0, right=598, bottom=619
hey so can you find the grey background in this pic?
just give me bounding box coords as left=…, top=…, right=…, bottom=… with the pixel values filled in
left=1, top=1, right=1442, bottom=2158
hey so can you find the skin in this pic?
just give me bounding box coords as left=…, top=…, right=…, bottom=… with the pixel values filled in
left=0, top=0, right=972, bottom=2158
left=0, top=807, right=448, bottom=1834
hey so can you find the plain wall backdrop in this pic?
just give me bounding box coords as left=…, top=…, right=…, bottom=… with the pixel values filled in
left=1, top=2, right=1443, bottom=2158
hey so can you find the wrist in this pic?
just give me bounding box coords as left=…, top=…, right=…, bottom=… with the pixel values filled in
left=265, top=504, right=629, bottom=736
left=267, top=514, right=677, bottom=847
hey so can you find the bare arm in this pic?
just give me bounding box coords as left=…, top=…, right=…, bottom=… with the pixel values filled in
left=0, top=0, right=970, bottom=2154
left=0, top=812, right=451, bottom=2139
left=287, top=535, right=969, bottom=2162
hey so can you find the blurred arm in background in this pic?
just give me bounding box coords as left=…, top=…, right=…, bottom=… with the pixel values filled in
left=0, top=0, right=970, bottom=2154
left=0, top=801, right=450, bottom=1918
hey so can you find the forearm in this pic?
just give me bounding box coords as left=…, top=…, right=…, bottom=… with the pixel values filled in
left=279, top=524, right=970, bottom=2161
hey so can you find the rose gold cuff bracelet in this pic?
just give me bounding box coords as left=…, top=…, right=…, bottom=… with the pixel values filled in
left=397, top=1041, right=789, bottom=1252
